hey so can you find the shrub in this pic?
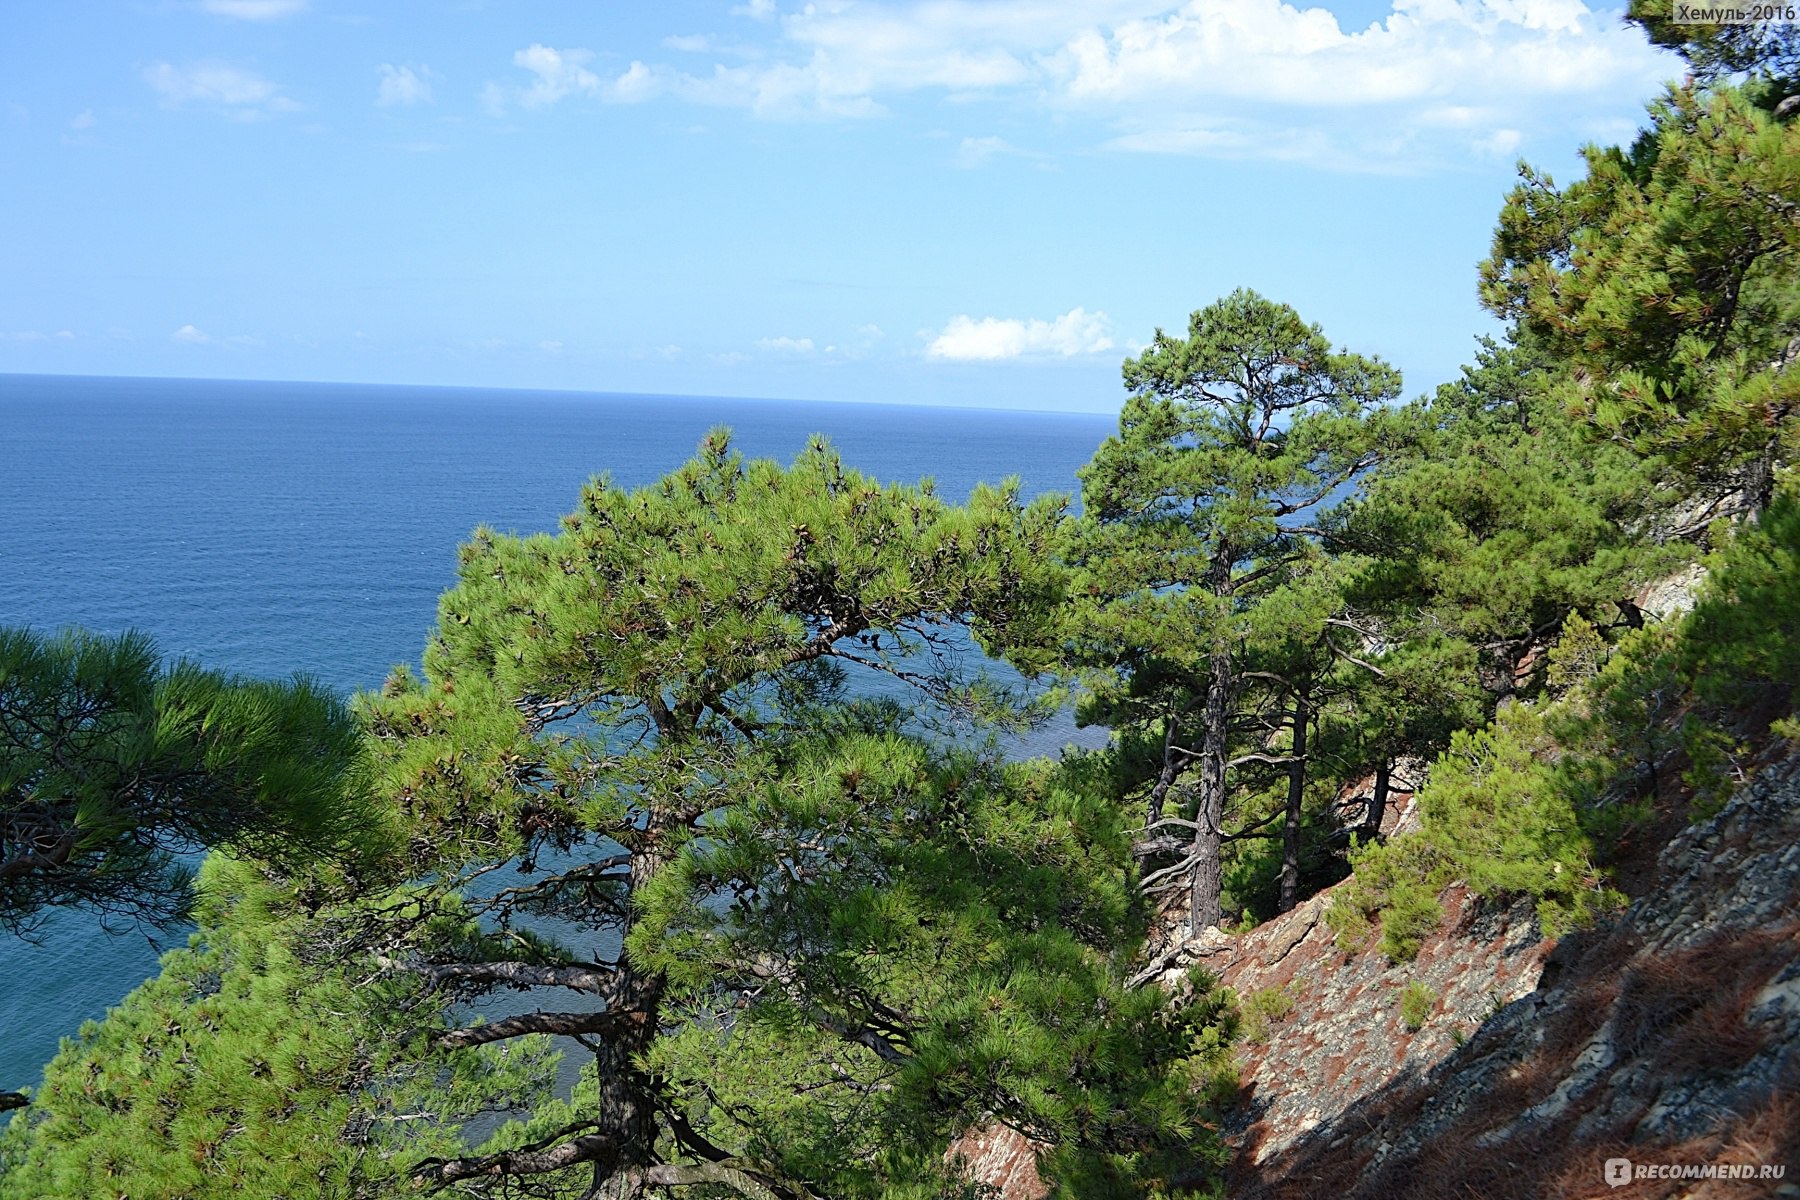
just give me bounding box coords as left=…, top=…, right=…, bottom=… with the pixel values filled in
left=1328, top=834, right=1449, bottom=961
left=1238, top=984, right=1299, bottom=1044
left=1400, top=982, right=1436, bottom=1032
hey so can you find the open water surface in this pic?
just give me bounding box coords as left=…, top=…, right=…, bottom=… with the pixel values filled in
left=0, top=373, right=1117, bottom=1095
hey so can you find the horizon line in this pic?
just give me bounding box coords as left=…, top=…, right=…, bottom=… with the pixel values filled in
left=0, top=369, right=1124, bottom=421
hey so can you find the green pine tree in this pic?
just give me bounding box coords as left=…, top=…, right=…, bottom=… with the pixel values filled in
left=1049, top=289, right=1406, bottom=933
left=346, top=433, right=1234, bottom=1198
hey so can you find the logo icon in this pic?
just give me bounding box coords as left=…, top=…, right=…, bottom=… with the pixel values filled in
left=1605, top=1158, right=1633, bottom=1187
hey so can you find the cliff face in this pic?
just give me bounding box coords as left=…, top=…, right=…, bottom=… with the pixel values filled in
left=1221, top=749, right=1800, bottom=1200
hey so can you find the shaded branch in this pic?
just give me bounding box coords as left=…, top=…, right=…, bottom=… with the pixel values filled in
left=437, top=1008, right=647, bottom=1050
left=1139, top=853, right=1200, bottom=893
left=415, top=1121, right=610, bottom=1187
left=604, top=1159, right=829, bottom=1200
left=383, top=956, right=619, bottom=995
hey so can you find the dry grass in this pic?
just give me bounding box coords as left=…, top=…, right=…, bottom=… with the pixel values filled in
left=1615, top=922, right=1793, bottom=1076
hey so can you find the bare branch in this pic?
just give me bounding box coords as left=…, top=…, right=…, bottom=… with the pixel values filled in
left=382, top=957, right=619, bottom=995
left=1138, top=854, right=1200, bottom=892
left=415, top=1123, right=611, bottom=1187
left=604, top=1160, right=828, bottom=1200
left=437, top=1008, right=647, bottom=1050
left=1329, top=641, right=1390, bottom=678
left=1226, top=752, right=1304, bottom=769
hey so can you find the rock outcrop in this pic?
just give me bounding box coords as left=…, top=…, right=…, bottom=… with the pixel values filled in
left=1226, top=749, right=1800, bottom=1199
left=962, top=741, right=1799, bottom=1199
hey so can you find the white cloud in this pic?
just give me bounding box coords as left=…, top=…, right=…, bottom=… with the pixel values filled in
left=69, top=109, right=95, bottom=130
left=144, top=62, right=299, bottom=117
left=757, top=335, right=816, bottom=353
left=487, top=45, right=658, bottom=112
left=955, top=135, right=1014, bottom=167
left=612, top=61, right=658, bottom=103
left=1040, top=0, right=1648, bottom=108
left=376, top=64, right=434, bottom=107
left=927, top=307, right=1114, bottom=361
left=199, top=0, right=308, bottom=18
left=610, top=0, right=1671, bottom=163
left=733, top=0, right=777, bottom=17
left=540, top=339, right=564, bottom=352
left=514, top=43, right=601, bottom=108
left=172, top=324, right=259, bottom=347
left=1473, top=127, right=1524, bottom=156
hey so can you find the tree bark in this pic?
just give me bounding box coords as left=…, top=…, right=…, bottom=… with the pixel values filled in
left=1190, top=644, right=1231, bottom=934
left=1277, top=691, right=1310, bottom=914
left=1364, top=759, right=1391, bottom=839
left=589, top=964, right=663, bottom=1189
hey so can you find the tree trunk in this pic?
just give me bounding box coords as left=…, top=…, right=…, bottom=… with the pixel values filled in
left=1190, top=645, right=1231, bottom=934
left=588, top=966, right=664, bottom=1189
left=1277, top=691, right=1310, bottom=914
left=1147, top=717, right=1179, bottom=827
left=583, top=840, right=671, bottom=1189
left=1364, top=759, right=1391, bottom=839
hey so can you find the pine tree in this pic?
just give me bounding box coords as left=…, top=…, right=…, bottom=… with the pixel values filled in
left=0, top=855, right=558, bottom=1199
left=1335, top=337, right=1680, bottom=710
left=1055, top=289, right=1405, bottom=933
left=1, top=626, right=366, bottom=941
left=347, top=433, right=1234, bottom=1197
left=1479, top=86, right=1800, bottom=516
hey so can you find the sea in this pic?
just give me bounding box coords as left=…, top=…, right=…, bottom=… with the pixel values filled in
left=0, top=372, right=1118, bottom=1099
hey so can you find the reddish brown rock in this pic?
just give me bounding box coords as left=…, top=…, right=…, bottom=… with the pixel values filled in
left=946, top=1122, right=1049, bottom=1200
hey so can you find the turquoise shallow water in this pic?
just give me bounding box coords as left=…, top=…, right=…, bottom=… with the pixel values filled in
left=0, top=372, right=1116, bottom=1095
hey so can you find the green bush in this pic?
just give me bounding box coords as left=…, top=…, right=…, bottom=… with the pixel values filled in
left=1237, top=984, right=1299, bottom=1044
left=1684, top=486, right=1800, bottom=719
left=1328, top=835, right=1449, bottom=961
left=1400, top=981, right=1436, bottom=1032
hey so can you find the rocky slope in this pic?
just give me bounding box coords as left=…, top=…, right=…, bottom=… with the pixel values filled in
left=1220, top=747, right=1800, bottom=1199
left=957, top=741, right=1799, bottom=1199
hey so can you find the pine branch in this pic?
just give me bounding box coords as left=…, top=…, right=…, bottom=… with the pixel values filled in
left=602, top=1160, right=830, bottom=1200
left=382, top=957, right=620, bottom=995
left=415, top=1123, right=612, bottom=1188
left=436, top=1008, right=647, bottom=1050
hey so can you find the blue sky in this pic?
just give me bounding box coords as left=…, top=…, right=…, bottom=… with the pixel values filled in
left=1, top=0, right=1678, bottom=412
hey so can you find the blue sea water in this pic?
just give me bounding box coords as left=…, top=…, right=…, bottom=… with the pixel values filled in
left=0, top=372, right=1117, bottom=1098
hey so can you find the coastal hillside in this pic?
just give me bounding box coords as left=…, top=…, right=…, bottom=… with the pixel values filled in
left=5, top=8, right=1798, bottom=1198
left=1224, top=745, right=1800, bottom=1199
